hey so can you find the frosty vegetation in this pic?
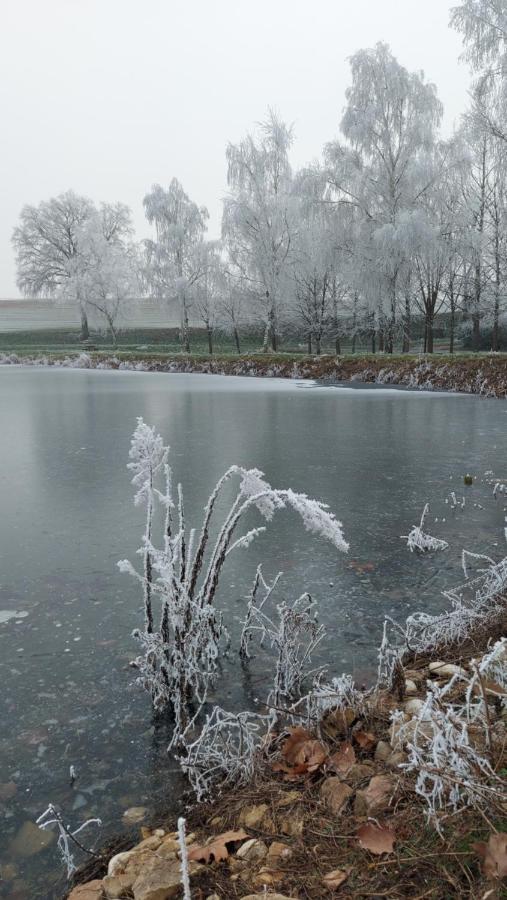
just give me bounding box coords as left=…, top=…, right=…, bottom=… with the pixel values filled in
left=36, top=804, right=101, bottom=878
left=402, top=504, right=450, bottom=553
left=119, top=418, right=348, bottom=746
left=12, top=3, right=507, bottom=354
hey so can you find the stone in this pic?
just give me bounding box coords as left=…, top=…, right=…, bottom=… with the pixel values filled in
left=386, top=750, right=408, bottom=769
left=8, top=820, right=55, bottom=857
left=319, top=778, right=353, bottom=814
left=354, top=775, right=395, bottom=817
left=267, top=841, right=292, bottom=863
left=240, top=895, right=295, bottom=900
left=132, top=855, right=202, bottom=900
left=374, top=740, right=392, bottom=762
left=133, top=834, right=165, bottom=852
left=236, top=838, right=269, bottom=861
left=404, top=698, right=425, bottom=716
left=253, top=867, right=285, bottom=887
left=239, top=803, right=269, bottom=829
left=103, top=872, right=132, bottom=898
left=108, top=848, right=161, bottom=890
left=428, top=661, right=467, bottom=678
left=67, top=881, right=104, bottom=900
left=405, top=679, right=418, bottom=695
left=122, top=806, right=148, bottom=825
left=346, top=762, right=375, bottom=783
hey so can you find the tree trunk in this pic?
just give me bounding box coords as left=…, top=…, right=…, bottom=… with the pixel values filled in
left=207, top=327, right=213, bottom=355
left=426, top=312, right=434, bottom=354
left=379, top=330, right=384, bottom=352
left=402, top=296, right=411, bottom=353
left=449, top=289, right=455, bottom=355
left=233, top=326, right=241, bottom=355
left=472, top=312, right=480, bottom=352
left=315, top=334, right=321, bottom=355
left=262, top=322, right=270, bottom=352
left=335, top=334, right=341, bottom=356
left=80, top=307, right=89, bottom=341
left=180, top=296, right=190, bottom=353
left=307, top=334, right=312, bottom=355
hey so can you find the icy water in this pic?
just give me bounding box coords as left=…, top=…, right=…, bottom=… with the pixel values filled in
left=0, top=368, right=506, bottom=898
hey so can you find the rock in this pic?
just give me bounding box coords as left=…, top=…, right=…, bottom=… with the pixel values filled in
left=133, top=834, right=165, bottom=852
left=108, top=848, right=162, bottom=890
left=386, top=749, right=408, bottom=769
left=374, top=740, right=392, bottom=762
left=405, top=679, right=418, bottom=695
left=428, top=661, right=467, bottom=678
left=253, top=867, right=285, bottom=887
left=319, top=778, right=353, bottom=814
left=122, top=806, right=148, bottom=825
left=8, top=820, right=55, bottom=857
left=0, top=781, right=17, bottom=802
left=392, top=716, right=434, bottom=747
left=132, top=855, right=202, bottom=900
left=240, top=895, right=295, bottom=900
left=239, top=803, right=269, bottom=829
left=103, top=872, right=132, bottom=898
left=267, top=841, right=292, bottom=863
left=67, top=882, right=104, bottom=900
left=236, top=838, right=268, bottom=861
left=404, top=698, right=426, bottom=716
left=354, top=774, right=395, bottom=817
left=346, top=762, right=375, bottom=783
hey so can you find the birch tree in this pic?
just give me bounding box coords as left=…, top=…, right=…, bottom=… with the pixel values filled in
left=324, top=43, right=443, bottom=352
left=143, top=180, right=209, bottom=352
left=222, top=111, right=297, bottom=351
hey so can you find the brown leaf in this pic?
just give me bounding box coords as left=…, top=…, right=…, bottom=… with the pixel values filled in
left=277, top=728, right=328, bottom=778
left=323, top=867, right=351, bottom=890
left=353, top=730, right=377, bottom=751
left=473, top=833, right=507, bottom=879
left=356, top=822, right=395, bottom=855
left=328, top=741, right=356, bottom=774
left=187, top=829, right=249, bottom=864
left=321, top=707, right=356, bottom=739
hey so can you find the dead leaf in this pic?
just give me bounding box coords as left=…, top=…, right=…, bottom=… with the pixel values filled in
left=276, top=728, right=328, bottom=778
left=321, top=707, right=356, bottom=739
left=187, top=829, right=249, bottom=864
left=353, top=730, right=377, bottom=751
left=356, top=822, right=395, bottom=855
left=323, top=867, right=351, bottom=890
left=328, top=741, right=356, bottom=774
left=473, top=833, right=507, bottom=879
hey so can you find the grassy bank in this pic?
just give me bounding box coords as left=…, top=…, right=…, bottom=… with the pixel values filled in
left=2, top=348, right=507, bottom=397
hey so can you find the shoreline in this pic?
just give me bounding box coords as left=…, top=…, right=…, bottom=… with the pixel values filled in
left=1, top=351, right=507, bottom=398
left=67, top=601, right=507, bottom=900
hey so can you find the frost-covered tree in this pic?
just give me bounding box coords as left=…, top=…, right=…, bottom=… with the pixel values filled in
left=192, top=241, right=223, bottom=355
left=12, top=191, right=94, bottom=339
left=324, top=44, right=443, bottom=352
left=77, top=220, right=140, bottom=345
left=143, top=180, right=209, bottom=352
left=222, top=110, right=297, bottom=351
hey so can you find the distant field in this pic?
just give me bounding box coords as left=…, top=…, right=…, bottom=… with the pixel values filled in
left=0, top=326, right=461, bottom=356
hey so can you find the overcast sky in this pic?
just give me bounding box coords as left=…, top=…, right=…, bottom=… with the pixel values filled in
left=0, top=0, right=472, bottom=297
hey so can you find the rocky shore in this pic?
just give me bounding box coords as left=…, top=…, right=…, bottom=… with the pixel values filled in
left=2, top=351, right=507, bottom=398
left=68, top=619, right=507, bottom=900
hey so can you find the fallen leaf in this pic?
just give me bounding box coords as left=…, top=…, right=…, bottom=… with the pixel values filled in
left=321, top=707, right=356, bottom=739
left=356, top=822, right=395, bottom=855
left=187, top=829, right=249, bottom=864
left=275, top=728, right=328, bottom=778
left=353, top=730, right=377, bottom=751
left=323, top=867, right=351, bottom=890
left=473, top=833, right=507, bottom=879
left=328, top=741, right=356, bottom=774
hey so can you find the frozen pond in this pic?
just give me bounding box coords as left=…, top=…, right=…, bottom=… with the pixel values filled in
left=0, top=368, right=506, bottom=897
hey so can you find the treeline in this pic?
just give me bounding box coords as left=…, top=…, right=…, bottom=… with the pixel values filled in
left=11, top=2, right=507, bottom=354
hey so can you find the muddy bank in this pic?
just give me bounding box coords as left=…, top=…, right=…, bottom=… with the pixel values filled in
left=2, top=351, right=507, bottom=397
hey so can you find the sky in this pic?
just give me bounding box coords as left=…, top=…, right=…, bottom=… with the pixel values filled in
left=0, top=0, right=472, bottom=297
